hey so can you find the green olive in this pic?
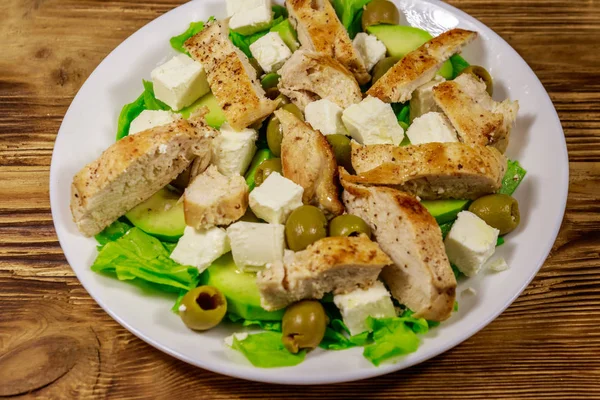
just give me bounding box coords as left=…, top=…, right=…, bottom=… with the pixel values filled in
left=179, top=286, right=227, bottom=331
left=468, top=194, right=520, bottom=235
left=249, top=57, right=264, bottom=75
left=285, top=205, right=328, bottom=251
left=267, top=104, right=304, bottom=156
left=361, top=0, right=401, bottom=32
left=372, top=56, right=400, bottom=84
left=266, top=116, right=283, bottom=156
left=329, top=214, right=372, bottom=238
left=459, top=65, right=494, bottom=96
left=326, top=134, right=353, bottom=172
left=265, top=87, right=280, bottom=100
left=254, top=158, right=282, bottom=187
left=275, top=94, right=291, bottom=107
left=281, top=103, right=304, bottom=121
left=282, top=300, right=328, bottom=354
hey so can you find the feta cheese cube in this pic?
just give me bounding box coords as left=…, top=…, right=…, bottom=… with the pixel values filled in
left=249, top=172, right=303, bottom=224
left=129, top=110, right=178, bottom=135
left=304, top=99, right=348, bottom=136
left=444, top=211, right=500, bottom=277
left=406, top=112, right=458, bottom=145
left=487, top=257, right=509, bottom=272
left=409, top=76, right=445, bottom=121
left=151, top=54, right=210, bottom=111
left=227, top=221, right=285, bottom=271
left=170, top=226, right=231, bottom=272
left=250, top=32, right=292, bottom=73
left=229, top=0, right=272, bottom=36
left=353, top=33, right=387, bottom=71
left=212, top=123, right=258, bottom=177
left=342, top=96, right=405, bottom=145
left=333, top=281, right=396, bottom=335
left=226, top=0, right=264, bottom=16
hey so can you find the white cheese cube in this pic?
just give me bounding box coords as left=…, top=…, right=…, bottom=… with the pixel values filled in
left=129, top=110, right=178, bottom=135
left=487, top=257, right=509, bottom=272
left=444, top=211, right=500, bottom=277
left=406, top=112, right=458, bottom=145
left=229, top=0, right=272, bottom=36
left=342, top=96, right=405, bottom=145
left=409, top=76, right=445, bottom=121
left=305, top=99, right=348, bottom=136
left=353, top=33, right=387, bottom=71
left=226, top=0, right=265, bottom=16
left=249, top=32, right=292, bottom=73
left=227, top=221, right=285, bottom=271
left=333, top=281, right=396, bottom=336
left=151, top=54, right=210, bottom=111
left=170, top=226, right=231, bottom=273
left=249, top=172, right=303, bottom=224
left=212, top=123, right=258, bottom=177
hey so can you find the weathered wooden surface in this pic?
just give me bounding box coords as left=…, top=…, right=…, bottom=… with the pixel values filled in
left=1, top=0, right=599, bottom=398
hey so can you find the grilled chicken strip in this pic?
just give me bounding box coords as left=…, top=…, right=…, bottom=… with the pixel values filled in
left=340, top=170, right=456, bottom=321
left=257, top=235, right=392, bottom=311
left=71, top=111, right=216, bottom=236
left=367, top=28, right=477, bottom=103
left=286, top=0, right=371, bottom=85
left=278, top=50, right=362, bottom=111
left=433, top=73, right=519, bottom=153
left=184, top=20, right=278, bottom=130
left=347, top=141, right=507, bottom=200
left=184, top=165, right=248, bottom=230
left=276, top=109, right=344, bottom=218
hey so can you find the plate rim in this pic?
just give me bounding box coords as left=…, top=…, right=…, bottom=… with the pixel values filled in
left=49, top=0, right=569, bottom=385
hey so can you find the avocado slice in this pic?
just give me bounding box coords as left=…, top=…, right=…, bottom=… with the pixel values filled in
left=366, top=25, right=453, bottom=79
left=125, top=187, right=185, bottom=242
left=179, top=92, right=227, bottom=128
left=270, top=19, right=299, bottom=51
left=422, top=199, right=470, bottom=224
left=200, top=253, right=285, bottom=321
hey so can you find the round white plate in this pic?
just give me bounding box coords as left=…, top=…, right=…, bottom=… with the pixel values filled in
left=50, top=0, right=568, bottom=385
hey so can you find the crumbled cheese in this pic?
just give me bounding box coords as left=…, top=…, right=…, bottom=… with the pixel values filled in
left=224, top=332, right=249, bottom=347
left=158, top=144, right=168, bottom=154
left=462, top=287, right=477, bottom=296
left=178, top=304, right=187, bottom=313
left=487, top=257, right=509, bottom=272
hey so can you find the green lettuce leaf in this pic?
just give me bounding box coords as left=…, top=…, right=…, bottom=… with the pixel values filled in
left=439, top=221, right=454, bottom=238
left=319, top=318, right=371, bottom=350
left=231, top=332, right=306, bottom=368
left=499, top=160, right=527, bottom=195
left=497, top=236, right=505, bottom=247
left=170, top=18, right=214, bottom=54
left=116, top=81, right=170, bottom=140
left=450, top=54, right=470, bottom=79
left=392, top=102, right=411, bottom=125
left=171, top=291, right=186, bottom=313
left=95, top=219, right=133, bottom=246
left=272, top=4, right=288, bottom=19
left=331, top=0, right=373, bottom=39
left=363, top=316, right=421, bottom=366
left=142, top=80, right=170, bottom=111
left=229, top=15, right=285, bottom=58
left=116, top=92, right=145, bottom=140
left=242, top=319, right=282, bottom=332
left=91, top=227, right=199, bottom=292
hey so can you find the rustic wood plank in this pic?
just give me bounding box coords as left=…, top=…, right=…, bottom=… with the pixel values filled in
left=1, top=0, right=599, bottom=398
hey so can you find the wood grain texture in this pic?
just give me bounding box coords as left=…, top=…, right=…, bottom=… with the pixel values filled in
left=1, top=0, right=599, bottom=398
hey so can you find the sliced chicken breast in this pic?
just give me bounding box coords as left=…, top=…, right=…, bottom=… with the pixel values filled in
left=257, top=235, right=392, bottom=311
left=340, top=170, right=456, bottom=321
left=367, top=29, right=477, bottom=103
left=286, top=0, right=371, bottom=85
left=71, top=112, right=216, bottom=236
left=184, top=20, right=278, bottom=130
left=184, top=165, right=248, bottom=230
left=276, top=109, right=344, bottom=218
left=347, top=141, right=507, bottom=200
left=433, top=73, right=519, bottom=153
left=278, top=50, right=362, bottom=111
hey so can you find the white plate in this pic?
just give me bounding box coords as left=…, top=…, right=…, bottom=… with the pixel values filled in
left=50, top=0, right=568, bottom=385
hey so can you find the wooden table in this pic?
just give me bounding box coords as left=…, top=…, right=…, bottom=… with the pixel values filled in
left=1, top=0, right=599, bottom=398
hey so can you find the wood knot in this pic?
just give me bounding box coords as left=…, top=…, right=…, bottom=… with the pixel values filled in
left=0, top=335, right=80, bottom=396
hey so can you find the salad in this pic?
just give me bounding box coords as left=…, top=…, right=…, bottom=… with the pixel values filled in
left=70, top=0, right=526, bottom=368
